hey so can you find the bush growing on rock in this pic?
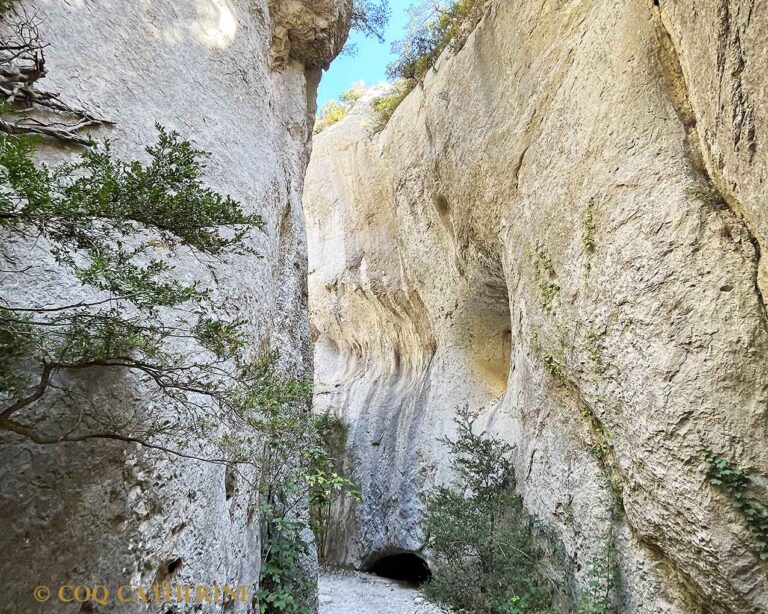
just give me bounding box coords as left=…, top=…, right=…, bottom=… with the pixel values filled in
left=0, top=127, right=349, bottom=614
left=315, top=100, right=349, bottom=133
left=308, top=412, right=360, bottom=561
left=388, top=0, right=485, bottom=82
left=424, top=405, right=554, bottom=613
left=371, top=80, right=412, bottom=132
left=0, top=126, right=270, bottom=446
left=314, top=84, right=366, bottom=134
left=371, top=0, right=486, bottom=130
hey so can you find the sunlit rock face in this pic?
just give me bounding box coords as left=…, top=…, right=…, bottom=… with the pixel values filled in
left=306, top=1, right=768, bottom=611
left=0, top=1, right=347, bottom=611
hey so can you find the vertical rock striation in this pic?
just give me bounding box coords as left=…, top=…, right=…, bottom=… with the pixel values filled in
left=305, top=1, right=768, bottom=611
left=0, top=0, right=348, bottom=611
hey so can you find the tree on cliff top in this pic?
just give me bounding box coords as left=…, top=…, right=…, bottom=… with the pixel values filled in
left=371, top=0, right=486, bottom=131
left=352, top=0, right=391, bottom=42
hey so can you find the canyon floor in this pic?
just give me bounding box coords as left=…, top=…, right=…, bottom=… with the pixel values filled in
left=318, top=570, right=447, bottom=614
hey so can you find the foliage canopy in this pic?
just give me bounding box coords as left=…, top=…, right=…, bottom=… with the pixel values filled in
left=371, top=0, right=485, bottom=130
left=424, top=406, right=554, bottom=613
left=351, top=0, right=391, bottom=43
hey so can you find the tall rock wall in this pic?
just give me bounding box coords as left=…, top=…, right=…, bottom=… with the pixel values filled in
left=305, top=0, right=768, bottom=611
left=0, top=0, right=349, bottom=611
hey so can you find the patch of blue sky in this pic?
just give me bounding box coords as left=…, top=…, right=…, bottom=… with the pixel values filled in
left=317, top=0, right=413, bottom=107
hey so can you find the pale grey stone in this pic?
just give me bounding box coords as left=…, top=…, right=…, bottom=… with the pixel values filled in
left=305, top=2, right=768, bottom=612
left=0, top=1, right=348, bottom=611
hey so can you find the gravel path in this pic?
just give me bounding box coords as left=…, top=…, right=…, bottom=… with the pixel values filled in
left=318, top=570, right=447, bottom=614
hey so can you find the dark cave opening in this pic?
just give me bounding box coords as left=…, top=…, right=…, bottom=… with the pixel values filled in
left=370, top=552, right=432, bottom=585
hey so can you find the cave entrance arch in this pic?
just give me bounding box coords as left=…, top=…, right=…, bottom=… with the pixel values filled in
left=368, top=552, right=432, bottom=585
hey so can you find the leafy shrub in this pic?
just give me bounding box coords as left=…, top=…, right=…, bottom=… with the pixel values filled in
left=258, top=411, right=359, bottom=613
left=0, top=127, right=270, bottom=446
left=314, top=100, right=349, bottom=134
left=577, top=539, right=618, bottom=614
left=424, top=405, right=554, bottom=613
left=706, top=452, right=768, bottom=561
left=388, top=0, right=483, bottom=82
left=371, top=80, right=414, bottom=132
left=308, top=413, right=360, bottom=560
left=314, top=84, right=366, bottom=134
left=0, top=28, right=352, bottom=611
left=372, top=0, right=485, bottom=128
left=339, top=87, right=365, bottom=106
left=0, top=125, right=329, bottom=613
left=257, top=508, right=312, bottom=614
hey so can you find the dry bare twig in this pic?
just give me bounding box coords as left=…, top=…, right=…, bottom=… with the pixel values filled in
left=0, top=5, right=112, bottom=144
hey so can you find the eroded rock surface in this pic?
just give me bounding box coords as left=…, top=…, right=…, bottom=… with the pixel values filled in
left=0, top=1, right=347, bottom=611
left=269, top=0, right=353, bottom=69
left=305, top=1, right=768, bottom=611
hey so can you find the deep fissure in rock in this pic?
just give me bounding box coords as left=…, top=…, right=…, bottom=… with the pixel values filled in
left=369, top=552, right=432, bottom=584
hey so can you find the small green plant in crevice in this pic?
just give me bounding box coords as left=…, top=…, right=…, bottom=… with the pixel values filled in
left=539, top=280, right=560, bottom=314
left=589, top=442, right=608, bottom=462
left=577, top=413, right=621, bottom=612
left=609, top=479, right=624, bottom=509
left=530, top=243, right=556, bottom=277
left=307, top=413, right=360, bottom=561
left=706, top=452, right=768, bottom=561
left=585, top=329, right=609, bottom=376
left=542, top=352, right=566, bottom=383
left=577, top=538, right=618, bottom=614
left=685, top=182, right=727, bottom=211
left=583, top=408, right=623, bottom=512
left=528, top=243, right=560, bottom=314
left=424, top=405, right=554, bottom=613
left=531, top=328, right=567, bottom=385
left=582, top=199, right=597, bottom=271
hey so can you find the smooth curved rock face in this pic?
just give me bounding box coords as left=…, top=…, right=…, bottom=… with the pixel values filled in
left=305, top=1, right=768, bottom=612
left=0, top=1, right=347, bottom=611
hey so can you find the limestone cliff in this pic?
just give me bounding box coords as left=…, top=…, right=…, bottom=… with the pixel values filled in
left=0, top=1, right=348, bottom=611
left=305, top=1, right=768, bottom=611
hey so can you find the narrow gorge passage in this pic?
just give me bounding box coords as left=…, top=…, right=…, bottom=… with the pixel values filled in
left=305, top=0, right=768, bottom=612
left=1, top=0, right=766, bottom=612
